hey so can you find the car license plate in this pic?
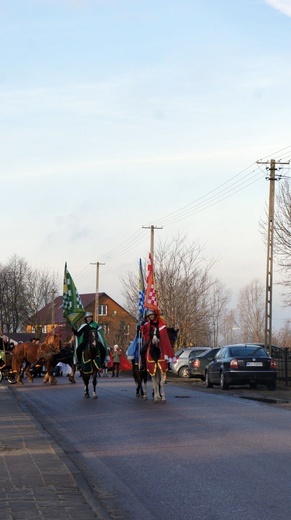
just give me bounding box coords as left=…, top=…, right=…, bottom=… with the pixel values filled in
left=246, top=362, right=263, bottom=367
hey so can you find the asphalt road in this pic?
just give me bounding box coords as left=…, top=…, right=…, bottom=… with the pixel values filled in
left=11, top=374, right=291, bottom=520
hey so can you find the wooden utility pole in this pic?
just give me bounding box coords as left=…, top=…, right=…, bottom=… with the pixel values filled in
left=256, top=158, right=289, bottom=353
left=51, top=289, right=55, bottom=330
left=142, top=224, right=163, bottom=259
left=90, top=262, right=105, bottom=322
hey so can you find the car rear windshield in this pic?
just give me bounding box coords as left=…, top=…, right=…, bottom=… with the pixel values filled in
left=229, top=347, right=268, bottom=358
left=174, top=349, right=184, bottom=358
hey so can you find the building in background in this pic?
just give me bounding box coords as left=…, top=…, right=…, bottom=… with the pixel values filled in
left=26, top=292, right=137, bottom=350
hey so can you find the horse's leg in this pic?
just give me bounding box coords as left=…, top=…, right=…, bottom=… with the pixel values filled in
left=136, top=370, right=141, bottom=397
left=143, top=381, right=147, bottom=400
left=92, top=369, right=98, bottom=399
left=83, top=374, right=90, bottom=397
left=159, top=370, right=166, bottom=403
left=152, top=372, right=161, bottom=403
left=25, top=363, right=33, bottom=383
left=142, top=370, right=147, bottom=400
left=16, top=365, right=23, bottom=384
left=68, top=362, right=76, bottom=383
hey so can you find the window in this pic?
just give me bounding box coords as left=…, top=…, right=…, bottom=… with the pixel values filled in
left=124, top=324, right=129, bottom=336
left=98, top=305, right=107, bottom=316
left=103, top=324, right=110, bottom=334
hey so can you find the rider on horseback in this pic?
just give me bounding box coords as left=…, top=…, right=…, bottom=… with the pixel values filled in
left=140, top=309, right=176, bottom=374
left=72, top=311, right=109, bottom=369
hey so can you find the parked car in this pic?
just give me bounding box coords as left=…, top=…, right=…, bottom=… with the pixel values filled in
left=170, top=347, right=210, bottom=378
left=205, top=344, right=277, bottom=390
left=188, top=348, right=222, bottom=380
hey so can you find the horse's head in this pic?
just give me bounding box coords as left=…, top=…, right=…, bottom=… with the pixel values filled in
left=167, top=327, right=179, bottom=347
left=89, top=329, right=97, bottom=348
left=46, top=333, right=62, bottom=353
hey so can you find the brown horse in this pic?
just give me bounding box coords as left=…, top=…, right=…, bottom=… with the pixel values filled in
left=12, top=333, right=62, bottom=384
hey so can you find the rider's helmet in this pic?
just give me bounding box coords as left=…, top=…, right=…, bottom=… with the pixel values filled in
left=84, top=311, right=93, bottom=319
left=145, top=309, right=156, bottom=318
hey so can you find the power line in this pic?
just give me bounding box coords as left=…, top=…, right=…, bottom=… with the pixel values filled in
left=74, top=145, right=291, bottom=273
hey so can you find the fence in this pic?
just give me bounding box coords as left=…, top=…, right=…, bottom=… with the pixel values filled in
left=275, top=349, right=291, bottom=385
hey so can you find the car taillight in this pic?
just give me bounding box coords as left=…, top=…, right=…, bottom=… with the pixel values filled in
left=270, top=358, right=277, bottom=369
left=193, top=359, right=200, bottom=368
left=230, top=359, right=239, bottom=369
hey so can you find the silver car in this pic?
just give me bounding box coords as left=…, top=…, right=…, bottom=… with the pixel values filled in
left=170, top=347, right=210, bottom=378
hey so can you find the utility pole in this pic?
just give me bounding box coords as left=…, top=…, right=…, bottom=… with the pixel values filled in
left=90, top=262, right=105, bottom=322
left=51, top=289, right=55, bottom=330
left=142, top=224, right=163, bottom=259
left=256, top=158, right=289, bottom=353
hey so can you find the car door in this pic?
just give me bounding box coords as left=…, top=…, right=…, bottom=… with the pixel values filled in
left=209, top=347, right=226, bottom=383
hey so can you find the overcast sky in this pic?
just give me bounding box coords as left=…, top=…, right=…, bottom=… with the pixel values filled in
left=1, top=0, right=291, bottom=330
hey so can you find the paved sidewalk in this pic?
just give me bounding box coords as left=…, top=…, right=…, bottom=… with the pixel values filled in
left=0, top=384, right=106, bottom=520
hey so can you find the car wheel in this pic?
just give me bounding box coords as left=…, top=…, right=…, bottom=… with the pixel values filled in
left=267, top=381, right=276, bottom=391
left=250, top=382, right=257, bottom=389
left=205, top=370, right=213, bottom=388
left=178, top=366, right=190, bottom=378
left=8, top=374, right=16, bottom=384
left=220, top=371, right=229, bottom=390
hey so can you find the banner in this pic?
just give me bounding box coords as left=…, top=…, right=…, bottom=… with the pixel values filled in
left=63, top=262, right=85, bottom=326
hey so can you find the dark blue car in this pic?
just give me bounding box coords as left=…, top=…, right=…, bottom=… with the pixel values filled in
left=205, top=344, right=277, bottom=390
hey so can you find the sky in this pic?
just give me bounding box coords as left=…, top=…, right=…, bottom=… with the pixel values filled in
left=1, top=0, right=291, bottom=331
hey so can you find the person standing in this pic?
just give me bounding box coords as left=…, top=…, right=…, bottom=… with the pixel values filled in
left=112, top=344, right=121, bottom=377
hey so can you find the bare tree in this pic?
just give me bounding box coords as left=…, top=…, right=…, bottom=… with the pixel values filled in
left=220, top=310, right=241, bottom=345
left=25, top=266, right=59, bottom=331
left=273, top=319, right=291, bottom=349
left=0, top=255, right=29, bottom=332
left=272, top=179, right=291, bottom=305
left=0, top=255, right=58, bottom=333
left=208, top=281, right=232, bottom=347
left=236, top=279, right=265, bottom=343
left=122, top=235, right=217, bottom=347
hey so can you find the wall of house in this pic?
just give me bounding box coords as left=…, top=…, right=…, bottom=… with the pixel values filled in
left=97, top=294, right=136, bottom=350
left=26, top=293, right=137, bottom=351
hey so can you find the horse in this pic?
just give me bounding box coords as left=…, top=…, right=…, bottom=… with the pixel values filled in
left=147, top=326, right=178, bottom=404
left=129, top=327, right=178, bottom=403
left=43, top=338, right=77, bottom=385
left=81, top=328, right=106, bottom=398
left=12, top=333, right=62, bottom=384
left=132, top=358, right=148, bottom=400
left=127, top=333, right=148, bottom=399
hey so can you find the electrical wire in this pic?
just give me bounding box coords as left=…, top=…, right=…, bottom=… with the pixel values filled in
left=73, top=145, right=291, bottom=280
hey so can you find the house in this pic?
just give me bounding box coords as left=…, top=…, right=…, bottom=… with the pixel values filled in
left=26, top=292, right=137, bottom=350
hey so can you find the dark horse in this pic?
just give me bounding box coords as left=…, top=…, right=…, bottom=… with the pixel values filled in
left=131, top=327, right=179, bottom=402
left=131, top=333, right=148, bottom=399
left=43, top=340, right=77, bottom=385
left=81, top=328, right=106, bottom=398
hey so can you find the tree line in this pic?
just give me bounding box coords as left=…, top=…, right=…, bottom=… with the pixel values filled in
left=123, top=214, right=291, bottom=349
left=0, top=255, right=58, bottom=334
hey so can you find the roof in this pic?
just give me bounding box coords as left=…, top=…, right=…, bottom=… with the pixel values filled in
left=29, top=293, right=96, bottom=325
left=28, top=292, right=135, bottom=325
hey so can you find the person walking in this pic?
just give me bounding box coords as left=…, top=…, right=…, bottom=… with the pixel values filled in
left=112, top=344, right=121, bottom=377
